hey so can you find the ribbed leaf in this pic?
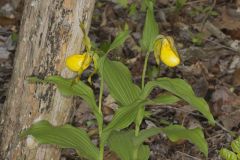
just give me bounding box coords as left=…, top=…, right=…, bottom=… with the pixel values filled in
left=104, top=99, right=147, bottom=133
left=28, top=76, right=76, bottom=97
left=102, top=99, right=148, bottom=145
left=162, top=125, right=208, bottom=156
left=147, top=94, right=180, bottom=105
left=220, top=148, right=238, bottom=160
left=142, top=78, right=215, bottom=124
left=28, top=76, right=102, bottom=128
left=134, top=127, right=162, bottom=146
left=138, top=145, right=151, bottom=160
left=108, top=130, right=150, bottom=160
left=107, top=28, right=130, bottom=53
left=99, top=57, right=141, bottom=106
left=20, top=120, right=99, bottom=160
left=231, top=137, right=240, bottom=154
left=141, top=1, right=159, bottom=52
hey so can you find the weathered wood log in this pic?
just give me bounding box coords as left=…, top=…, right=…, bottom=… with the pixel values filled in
left=0, top=0, right=95, bottom=159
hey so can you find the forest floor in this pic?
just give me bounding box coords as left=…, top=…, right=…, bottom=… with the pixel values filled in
left=1, top=0, right=240, bottom=160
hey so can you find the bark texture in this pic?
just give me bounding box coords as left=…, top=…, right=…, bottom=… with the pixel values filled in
left=0, top=0, right=95, bottom=159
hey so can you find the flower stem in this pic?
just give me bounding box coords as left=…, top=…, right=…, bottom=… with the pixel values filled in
left=141, top=52, right=150, bottom=89
left=99, top=138, right=104, bottom=160
left=98, top=77, right=104, bottom=160
left=133, top=52, right=151, bottom=160
left=99, top=77, right=104, bottom=113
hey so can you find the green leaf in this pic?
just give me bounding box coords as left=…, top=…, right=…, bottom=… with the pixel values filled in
left=231, top=137, right=240, bottom=154
left=104, top=99, right=147, bottom=133
left=44, top=76, right=78, bottom=96
left=134, top=127, right=162, bottom=146
left=99, top=57, right=141, bottom=106
left=102, top=99, right=148, bottom=145
left=108, top=130, right=150, bottom=160
left=28, top=76, right=102, bottom=129
left=20, top=120, right=99, bottom=160
left=142, top=78, right=215, bottom=124
left=162, top=125, right=208, bottom=156
left=220, top=148, right=238, bottom=160
left=147, top=94, right=180, bottom=105
left=141, top=1, right=159, bottom=52
left=237, top=152, right=240, bottom=159
left=107, top=27, right=130, bottom=53
left=138, top=145, right=151, bottom=160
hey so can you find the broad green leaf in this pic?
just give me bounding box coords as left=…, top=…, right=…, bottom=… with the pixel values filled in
left=107, top=28, right=130, bottom=53
left=108, top=130, right=150, bottom=160
left=135, top=86, right=180, bottom=136
left=147, top=94, right=180, bottom=105
left=28, top=76, right=75, bottom=97
left=99, top=57, right=141, bottom=106
left=28, top=76, right=102, bottom=128
left=104, top=99, right=147, bottom=133
left=102, top=99, right=148, bottom=145
left=138, top=145, right=151, bottom=160
left=20, top=120, right=99, bottom=160
left=134, top=127, right=162, bottom=146
left=162, top=125, right=208, bottom=156
left=231, top=137, right=240, bottom=154
left=220, top=148, right=238, bottom=160
left=142, top=78, right=215, bottom=124
left=141, top=1, right=159, bottom=52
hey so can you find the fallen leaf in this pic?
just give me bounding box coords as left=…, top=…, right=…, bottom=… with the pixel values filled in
left=211, top=86, right=240, bottom=129
left=233, top=68, right=240, bottom=87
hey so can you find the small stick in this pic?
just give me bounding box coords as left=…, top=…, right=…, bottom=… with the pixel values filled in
left=176, top=151, right=202, bottom=160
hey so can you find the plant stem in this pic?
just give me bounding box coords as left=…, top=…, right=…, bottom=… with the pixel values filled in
left=134, top=51, right=151, bottom=160
left=99, top=138, right=104, bottom=160
left=98, top=77, right=104, bottom=160
left=98, top=77, right=104, bottom=113
left=135, top=124, right=140, bottom=136
left=133, top=124, right=140, bottom=160
left=141, top=51, right=150, bottom=89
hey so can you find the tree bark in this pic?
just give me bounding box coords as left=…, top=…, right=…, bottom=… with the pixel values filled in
left=0, top=0, right=95, bottom=159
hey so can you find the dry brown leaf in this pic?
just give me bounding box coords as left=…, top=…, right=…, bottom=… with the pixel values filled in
left=213, top=7, right=240, bottom=31
left=233, top=68, right=240, bottom=87
left=211, top=86, right=240, bottom=129
left=0, top=16, right=16, bottom=26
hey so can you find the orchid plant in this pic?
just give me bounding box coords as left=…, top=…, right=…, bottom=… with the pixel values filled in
left=21, top=1, right=215, bottom=160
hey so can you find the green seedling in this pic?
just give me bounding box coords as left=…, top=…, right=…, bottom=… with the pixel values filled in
left=220, top=137, right=240, bottom=160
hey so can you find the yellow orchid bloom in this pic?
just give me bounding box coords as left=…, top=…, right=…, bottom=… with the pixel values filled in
left=65, top=53, right=92, bottom=74
left=154, top=35, right=180, bottom=67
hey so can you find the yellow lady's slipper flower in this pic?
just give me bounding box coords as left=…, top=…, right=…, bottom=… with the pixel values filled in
left=154, top=35, right=180, bottom=67
left=65, top=53, right=92, bottom=74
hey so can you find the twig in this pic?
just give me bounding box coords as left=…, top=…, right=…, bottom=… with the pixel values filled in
left=176, top=151, right=202, bottom=160
left=186, top=0, right=209, bottom=5
left=204, top=21, right=240, bottom=54
left=204, top=39, right=238, bottom=53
